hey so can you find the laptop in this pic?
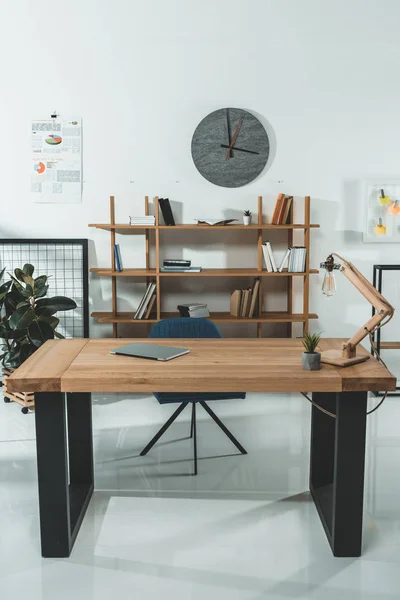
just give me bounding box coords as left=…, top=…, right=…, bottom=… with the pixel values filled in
left=110, top=342, right=190, bottom=361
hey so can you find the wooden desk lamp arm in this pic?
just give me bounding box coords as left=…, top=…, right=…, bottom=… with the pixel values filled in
left=332, top=254, right=395, bottom=357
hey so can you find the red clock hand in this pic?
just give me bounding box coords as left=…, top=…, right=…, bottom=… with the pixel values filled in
left=225, top=114, right=244, bottom=160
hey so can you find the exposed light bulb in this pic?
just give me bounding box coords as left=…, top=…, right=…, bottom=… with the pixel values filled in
left=322, top=270, right=336, bottom=296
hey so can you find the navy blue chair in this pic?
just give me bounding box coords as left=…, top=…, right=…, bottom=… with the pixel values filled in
left=140, top=318, right=247, bottom=475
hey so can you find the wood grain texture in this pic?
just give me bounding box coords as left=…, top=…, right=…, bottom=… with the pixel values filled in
left=90, top=311, right=319, bottom=324
left=91, top=268, right=319, bottom=278
left=8, top=338, right=396, bottom=393
left=7, top=339, right=89, bottom=393
left=88, top=224, right=320, bottom=230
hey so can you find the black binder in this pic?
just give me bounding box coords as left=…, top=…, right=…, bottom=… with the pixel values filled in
left=159, top=198, right=175, bottom=226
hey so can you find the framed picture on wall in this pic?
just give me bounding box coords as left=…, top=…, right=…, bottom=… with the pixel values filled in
left=363, top=179, right=400, bottom=243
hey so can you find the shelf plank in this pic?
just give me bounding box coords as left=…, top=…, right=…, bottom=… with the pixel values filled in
left=91, top=268, right=318, bottom=277
left=380, top=342, right=400, bottom=350
left=90, top=268, right=157, bottom=276
left=89, top=223, right=320, bottom=231
left=89, top=224, right=156, bottom=230
left=91, top=311, right=318, bottom=324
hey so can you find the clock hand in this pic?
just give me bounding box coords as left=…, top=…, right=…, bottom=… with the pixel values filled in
left=225, top=113, right=244, bottom=160
left=226, top=109, right=233, bottom=158
left=220, top=144, right=259, bottom=155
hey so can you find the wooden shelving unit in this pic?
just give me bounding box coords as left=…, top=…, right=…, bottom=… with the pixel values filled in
left=89, top=196, right=319, bottom=338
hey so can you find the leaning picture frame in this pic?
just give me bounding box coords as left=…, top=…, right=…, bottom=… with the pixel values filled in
left=363, top=179, right=400, bottom=243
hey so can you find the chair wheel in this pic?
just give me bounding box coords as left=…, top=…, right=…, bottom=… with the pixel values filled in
left=21, top=407, right=29, bottom=414
left=4, top=397, right=11, bottom=403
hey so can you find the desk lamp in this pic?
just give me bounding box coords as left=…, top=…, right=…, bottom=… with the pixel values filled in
left=320, top=253, right=394, bottom=367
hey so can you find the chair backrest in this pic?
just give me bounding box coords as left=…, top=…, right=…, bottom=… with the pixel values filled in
left=149, top=318, right=222, bottom=339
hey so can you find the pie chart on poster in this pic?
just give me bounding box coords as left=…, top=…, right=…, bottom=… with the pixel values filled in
left=45, top=134, right=62, bottom=145
left=34, top=162, right=45, bottom=174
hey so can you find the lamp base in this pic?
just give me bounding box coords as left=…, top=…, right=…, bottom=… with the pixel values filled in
left=320, top=349, right=370, bottom=368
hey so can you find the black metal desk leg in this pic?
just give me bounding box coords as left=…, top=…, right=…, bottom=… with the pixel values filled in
left=35, top=392, right=70, bottom=557
left=67, top=392, right=94, bottom=548
left=35, top=392, right=94, bottom=557
left=310, top=391, right=368, bottom=557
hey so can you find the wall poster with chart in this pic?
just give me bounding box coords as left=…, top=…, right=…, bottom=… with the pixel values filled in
left=31, top=116, right=82, bottom=203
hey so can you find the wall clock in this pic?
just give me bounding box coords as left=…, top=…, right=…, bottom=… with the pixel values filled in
left=191, top=108, right=270, bottom=188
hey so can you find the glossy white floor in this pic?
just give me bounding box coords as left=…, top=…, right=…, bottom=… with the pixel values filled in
left=1, top=391, right=399, bottom=599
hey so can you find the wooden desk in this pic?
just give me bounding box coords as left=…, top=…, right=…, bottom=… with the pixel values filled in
left=8, top=338, right=396, bottom=559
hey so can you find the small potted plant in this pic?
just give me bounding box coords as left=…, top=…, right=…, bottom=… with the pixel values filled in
left=302, top=332, right=321, bottom=371
left=243, top=210, right=252, bottom=226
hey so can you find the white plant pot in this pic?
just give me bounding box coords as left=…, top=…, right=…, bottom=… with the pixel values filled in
left=243, top=216, right=251, bottom=226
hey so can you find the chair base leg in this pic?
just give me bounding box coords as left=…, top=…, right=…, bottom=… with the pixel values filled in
left=200, top=401, right=247, bottom=455
left=192, top=403, right=197, bottom=476
left=140, top=402, right=187, bottom=456
left=190, top=403, right=195, bottom=438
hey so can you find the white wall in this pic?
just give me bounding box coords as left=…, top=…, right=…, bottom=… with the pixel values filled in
left=2, top=0, right=400, bottom=358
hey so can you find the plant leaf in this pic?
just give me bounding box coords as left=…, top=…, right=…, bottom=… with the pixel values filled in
left=14, top=268, right=26, bottom=282
left=36, top=296, right=77, bottom=312
left=54, top=330, right=65, bottom=339
left=23, top=264, right=34, bottom=277
left=34, top=283, right=48, bottom=299
left=28, top=320, right=54, bottom=347
left=0, top=267, right=5, bottom=282
left=38, top=316, right=59, bottom=329
left=16, top=301, right=30, bottom=310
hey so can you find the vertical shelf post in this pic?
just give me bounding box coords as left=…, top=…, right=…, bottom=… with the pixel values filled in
left=286, top=199, right=294, bottom=338
left=303, top=196, right=311, bottom=335
left=155, top=197, right=161, bottom=320
left=110, top=196, right=118, bottom=338
left=257, top=196, right=263, bottom=338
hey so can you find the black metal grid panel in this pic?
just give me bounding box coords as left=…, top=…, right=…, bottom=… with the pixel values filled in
left=0, top=239, right=88, bottom=339
left=372, top=264, right=400, bottom=396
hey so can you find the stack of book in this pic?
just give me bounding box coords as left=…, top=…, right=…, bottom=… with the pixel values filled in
left=134, top=282, right=157, bottom=319
left=161, top=259, right=202, bottom=273
left=177, top=303, right=210, bottom=318
left=230, top=278, right=260, bottom=318
left=270, top=194, right=293, bottom=225
left=262, top=243, right=307, bottom=273
left=288, top=247, right=307, bottom=272
left=129, top=215, right=155, bottom=226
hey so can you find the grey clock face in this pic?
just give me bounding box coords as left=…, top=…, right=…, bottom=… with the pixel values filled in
left=191, top=108, right=270, bottom=188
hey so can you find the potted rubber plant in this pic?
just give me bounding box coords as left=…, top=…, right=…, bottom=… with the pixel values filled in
left=0, top=264, right=77, bottom=412
left=302, top=332, right=321, bottom=371
left=243, top=210, right=252, bottom=225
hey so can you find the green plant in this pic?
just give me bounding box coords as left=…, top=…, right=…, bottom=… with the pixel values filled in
left=0, top=264, right=77, bottom=369
left=243, top=210, right=252, bottom=216
left=302, top=332, right=321, bottom=354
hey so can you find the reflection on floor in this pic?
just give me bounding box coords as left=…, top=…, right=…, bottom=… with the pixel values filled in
left=1, top=391, right=399, bottom=599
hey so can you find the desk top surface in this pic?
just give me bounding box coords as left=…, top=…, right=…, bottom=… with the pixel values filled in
left=7, top=338, right=396, bottom=394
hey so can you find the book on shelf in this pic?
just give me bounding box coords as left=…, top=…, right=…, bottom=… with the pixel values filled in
left=230, top=289, right=242, bottom=317
left=134, top=282, right=157, bottom=319
left=196, top=219, right=238, bottom=226
left=158, top=198, right=175, bottom=226
left=270, top=194, right=293, bottom=225
left=164, top=259, right=191, bottom=267
left=230, top=278, right=260, bottom=318
left=281, top=196, right=293, bottom=224
left=114, top=244, right=123, bottom=272
left=288, top=247, right=307, bottom=273
left=144, top=294, right=157, bottom=319
left=177, top=303, right=209, bottom=318
left=271, top=193, right=286, bottom=224
left=262, top=242, right=278, bottom=272
left=241, top=289, right=251, bottom=317
left=160, top=266, right=202, bottom=272
left=278, top=248, right=291, bottom=272
left=248, top=278, right=260, bottom=318
left=265, top=242, right=277, bottom=272
left=129, top=216, right=155, bottom=225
